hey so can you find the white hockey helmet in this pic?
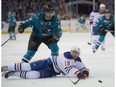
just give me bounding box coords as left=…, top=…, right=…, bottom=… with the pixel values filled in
left=70, top=46, right=80, bottom=55
left=99, top=4, right=105, bottom=8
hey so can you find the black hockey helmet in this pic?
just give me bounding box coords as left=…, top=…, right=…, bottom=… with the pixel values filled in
left=44, top=4, right=54, bottom=13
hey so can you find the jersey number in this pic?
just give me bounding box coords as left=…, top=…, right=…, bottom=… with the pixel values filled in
left=65, top=61, right=70, bottom=66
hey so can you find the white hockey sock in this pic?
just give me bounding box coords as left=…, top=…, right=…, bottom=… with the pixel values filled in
left=101, top=40, right=105, bottom=48
left=8, top=63, right=31, bottom=71
left=14, top=71, right=40, bottom=79
left=92, top=40, right=97, bottom=47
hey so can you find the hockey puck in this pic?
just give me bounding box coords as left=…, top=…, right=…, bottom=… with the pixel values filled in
left=98, top=80, right=102, bottom=83
left=87, top=42, right=91, bottom=45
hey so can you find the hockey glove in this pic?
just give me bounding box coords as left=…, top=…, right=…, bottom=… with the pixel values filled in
left=109, top=26, right=114, bottom=32
left=18, top=23, right=25, bottom=33
left=81, top=69, right=89, bottom=79
left=47, top=35, right=60, bottom=43
left=77, top=68, right=89, bottom=79
left=90, top=21, right=93, bottom=25
left=99, top=29, right=107, bottom=35
left=77, top=73, right=85, bottom=79
left=52, top=34, right=60, bottom=41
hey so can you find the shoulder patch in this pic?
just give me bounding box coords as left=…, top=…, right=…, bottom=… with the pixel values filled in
left=64, top=52, right=73, bottom=59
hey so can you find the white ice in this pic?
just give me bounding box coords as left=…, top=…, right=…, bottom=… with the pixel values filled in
left=1, top=32, right=115, bottom=87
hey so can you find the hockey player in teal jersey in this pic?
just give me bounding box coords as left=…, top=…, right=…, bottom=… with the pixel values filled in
left=93, top=9, right=114, bottom=53
left=78, top=16, right=87, bottom=31
left=8, top=10, right=16, bottom=40
left=18, top=4, right=62, bottom=62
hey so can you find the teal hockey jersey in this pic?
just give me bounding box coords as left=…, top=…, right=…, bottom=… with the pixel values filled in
left=8, top=13, right=16, bottom=28
left=23, top=12, right=62, bottom=38
left=95, top=15, right=114, bottom=31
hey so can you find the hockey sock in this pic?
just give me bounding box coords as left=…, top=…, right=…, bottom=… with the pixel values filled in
left=8, top=63, right=31, bottom=71
left=92, top=40, right=97, bottom=47
left=101, top=40, right=105, bottom=49
left=9, top=32, right=13, bottom=40
left=23, top=50, right=36, bottom=62
left=49, top=43, right=59, bottom=56
left=95, top=42, right=101, bottom=50
left=14, top=71, right=40, bottom=79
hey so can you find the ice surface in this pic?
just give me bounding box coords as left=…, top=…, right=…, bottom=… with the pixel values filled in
left=1, top=32, right=115, bottom=87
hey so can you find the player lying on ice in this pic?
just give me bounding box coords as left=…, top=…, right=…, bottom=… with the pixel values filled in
left=2, top=46, right=89, bottom=80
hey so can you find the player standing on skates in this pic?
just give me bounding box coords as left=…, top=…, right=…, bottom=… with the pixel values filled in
left=18, top=4, right=62, bottom=63
left=8, top=10, right=16, bottom=40
left=89, top=4, right=105, bottom=51
left=93, top=9, right=114, bottom=53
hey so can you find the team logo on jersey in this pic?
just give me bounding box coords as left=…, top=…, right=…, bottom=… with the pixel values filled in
left=41, top=21, right=51, bottom=26
left=104, top=20, right=110, bottom=26
left=40, top=21, right=44, bottom=25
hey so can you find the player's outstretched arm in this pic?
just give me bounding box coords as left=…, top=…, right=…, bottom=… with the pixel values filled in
left=18, top=15, right=36, bottom=33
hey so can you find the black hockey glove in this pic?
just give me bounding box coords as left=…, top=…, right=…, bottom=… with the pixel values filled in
left=109, top=26, right=114, bottom=32
left=90, top=21, right=93, bottom=25
left=18, top=23, right=25, bottom=33
left=99, top=29, right=107, bottom=35
left=47, top=34, right=60, bottom=43
left=52, top=34, right=60, bottom=41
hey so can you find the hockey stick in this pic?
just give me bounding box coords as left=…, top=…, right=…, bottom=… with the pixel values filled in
left=87, top=25, right=93, bottom=45
left=87, top=33, right=92, bottom=45
left=67, top=76, right=80, bottom=85
left=1, top=37, right=11, bottom=46
left=62, top=71, right=81, bottom=85
left=1, top=31, right=18, bottom=47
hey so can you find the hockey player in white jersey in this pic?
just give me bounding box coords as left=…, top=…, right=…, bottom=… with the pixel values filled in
left=89, top=4, right=105, bottom=52
left=2, top=46, right=89, bottom=80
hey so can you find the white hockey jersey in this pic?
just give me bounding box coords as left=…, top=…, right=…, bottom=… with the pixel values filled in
left=50, top=52, right=86, bottom=77
left=90, top=10, right=104, bottom=26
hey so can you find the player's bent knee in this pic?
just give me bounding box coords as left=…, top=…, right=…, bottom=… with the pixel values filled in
left=99, top=36, right=105, bottom=42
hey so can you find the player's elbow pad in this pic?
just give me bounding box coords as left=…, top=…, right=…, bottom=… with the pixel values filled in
left=57, top=31, right=62, bottom=38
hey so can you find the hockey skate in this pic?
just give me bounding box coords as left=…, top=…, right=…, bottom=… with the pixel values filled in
left=13, top=33, right=16, bottom=40
left=9, top=33, right=16, bottom=40
left=2, top=71, right=15, bottom=78
left=101, top=46, right=105, bottom=50
left=93, top=47, right=97, bottom=53
left=1, top=66, right=8, bottom=72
